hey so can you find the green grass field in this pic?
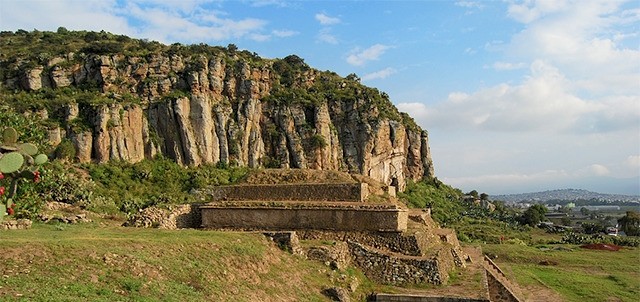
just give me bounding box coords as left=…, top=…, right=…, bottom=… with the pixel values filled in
left=0, top=221, right=376, bottom=302
left=2, top=218, right=638, bottom=301
left=482, top=241, right=640, bottom=302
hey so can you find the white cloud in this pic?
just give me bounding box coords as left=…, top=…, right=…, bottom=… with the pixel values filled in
left=506, top=0, right=640, bottom=96
left=442, top=170, right=572, bottom=194
left=397, top=102, right=430, bottom=121
left=488, top=61, right=527, bottom=70
left=272, top=29, right=298, bottom=37
left=0, top=0, right=272, bottom=44
left=507, top=0, right=571, bottom=23
left=160, top=8, right=268, bottom=42
left=412, top=60, right=608, bottom=133
left=249, top=0, right=289, bottom=7
left=361, top=68, right=397, bottom=81
left=249, top=33, right=271, bottom=41
left=627, top=155, right=640, bottom=168
left=401, top=2, right=639, bottom=194
left=346, top=44, right=391, bottom=66
left=582, top=164, right=611, bottom=176
left=0, top=0, right=133, bottom=35
left=127, top=0, right=212, bottom=13
left=317, top=28, right=338, bottom=44
left=455, top=1, right=484, bottom=9
left=315, top=13, right=341, bottom=25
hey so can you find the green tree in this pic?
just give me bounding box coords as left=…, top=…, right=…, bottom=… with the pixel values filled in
left=520, top=204, right=548, bottom=226
left=582, top=222, right=606, bottom=234
left=580, top=207, right=590, bottom=216
left=480, top=193, right=489, bottom=200
left=618, top=211, right=640, bottom=236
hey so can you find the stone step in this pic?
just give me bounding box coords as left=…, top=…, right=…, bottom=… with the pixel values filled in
left=203, top=182, right=369, bottom=202
left=200, top=201, right=408, bottom=232
left=203, top=200, right=403, bottom=209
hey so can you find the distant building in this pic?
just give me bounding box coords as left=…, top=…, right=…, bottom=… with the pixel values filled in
left=582, top=205, right=620, bottom=211
left=545, top=213, right=569, bottom=218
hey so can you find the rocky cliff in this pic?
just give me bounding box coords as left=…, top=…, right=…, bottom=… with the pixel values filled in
left=0, top=30, right=434, bottom=190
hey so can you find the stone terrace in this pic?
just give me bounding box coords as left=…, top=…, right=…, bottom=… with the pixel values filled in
left=206, top=182, right=369, bottom=202
left=197, top=181, right=523, bottom=301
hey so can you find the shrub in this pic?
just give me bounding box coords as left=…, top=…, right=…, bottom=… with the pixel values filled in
left=398, top=178, right=464, bottom=225
left=53, top=139, right=76, bottom=161
left=561, top=232, right=640, bottom=247
left=85, top=157, right=249, bottom=215
left=307, top=134, right=327, bottom=150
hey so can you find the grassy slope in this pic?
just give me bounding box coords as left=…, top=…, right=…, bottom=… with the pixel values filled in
left=482, top=242, right=640, bottom=302
left=0, top=221, right=374, bottom=302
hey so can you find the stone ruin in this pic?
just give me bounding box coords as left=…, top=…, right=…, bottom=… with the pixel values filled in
left=126, top=179, right=523, bottom=301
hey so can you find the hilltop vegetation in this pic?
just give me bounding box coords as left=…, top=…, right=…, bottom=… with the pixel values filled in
left=0, top=29, right=415, bottom=129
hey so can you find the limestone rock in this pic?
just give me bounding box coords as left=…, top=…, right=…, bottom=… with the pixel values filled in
left=322, top=287, right=351, bottom=302
left=1, top=44, right=435, bottom=190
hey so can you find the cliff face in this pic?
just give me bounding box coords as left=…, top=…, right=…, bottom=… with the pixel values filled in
left=0, top=34, right=434, bottom=190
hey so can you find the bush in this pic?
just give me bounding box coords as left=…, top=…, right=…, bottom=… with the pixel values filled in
left=398, top=178, right=464, bottom=225
left=561, top=232, right=640, bottom=247
left=307, top=135, right=327, bottom=150
left=53, top=139, right=76, bottom=161
left=84, top=157, right=249, bottom=215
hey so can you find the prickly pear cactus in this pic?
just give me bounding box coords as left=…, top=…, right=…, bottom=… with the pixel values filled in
left=0, top=127, right=48, bottom=222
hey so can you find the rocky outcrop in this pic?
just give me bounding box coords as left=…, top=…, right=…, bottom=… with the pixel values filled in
left=1, top=44, right=434, bottom=190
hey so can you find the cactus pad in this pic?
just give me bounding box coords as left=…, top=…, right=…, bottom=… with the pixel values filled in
left=18, top=143, right=38, bottom=156
left=2, top=127, right=18, bottom=144
left=0, top=144, right=18, bottom=152
left=0, top=152, right=24, bottom=173
left=34, top=154, right=48, bottom=165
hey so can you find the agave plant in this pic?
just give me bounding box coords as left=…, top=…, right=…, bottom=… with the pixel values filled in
left=0, top=127, right=48, bottom=222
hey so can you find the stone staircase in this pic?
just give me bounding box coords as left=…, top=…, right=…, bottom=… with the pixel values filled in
left=482, top=256, right=524, bottom=302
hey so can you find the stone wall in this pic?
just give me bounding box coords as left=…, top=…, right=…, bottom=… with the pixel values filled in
left=206, top=183, right=368, bottom=202
left=0, top=219, right=32, bottom=230
left=200, top=204, right=407, bottom=232
left=125, top=204, right=201, bottom=229
left=348, top=241, right=446, bottom=285
left=298, top=230, right=422, bottom=256
left=486, top=272, right=521, bottom=302
left=373, top=294, right=489, bottom=302
left=483, top=256, right=523, bottom=302
left=372, top=294, right=489, bottom=302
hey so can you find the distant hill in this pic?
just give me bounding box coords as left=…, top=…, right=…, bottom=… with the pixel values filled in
left=493, top=189, right=640, bottom=203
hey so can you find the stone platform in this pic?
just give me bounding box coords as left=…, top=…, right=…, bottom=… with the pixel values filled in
left=200, top=201, right=408, bottom=232
left=205, top=182, right=369, bottom=202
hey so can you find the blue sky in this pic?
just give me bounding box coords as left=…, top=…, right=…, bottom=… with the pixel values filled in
left=1, top=0, right=639, bottom=195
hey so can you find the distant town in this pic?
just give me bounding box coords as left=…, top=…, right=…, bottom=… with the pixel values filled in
left=493, top=188, right=640, bottom=204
